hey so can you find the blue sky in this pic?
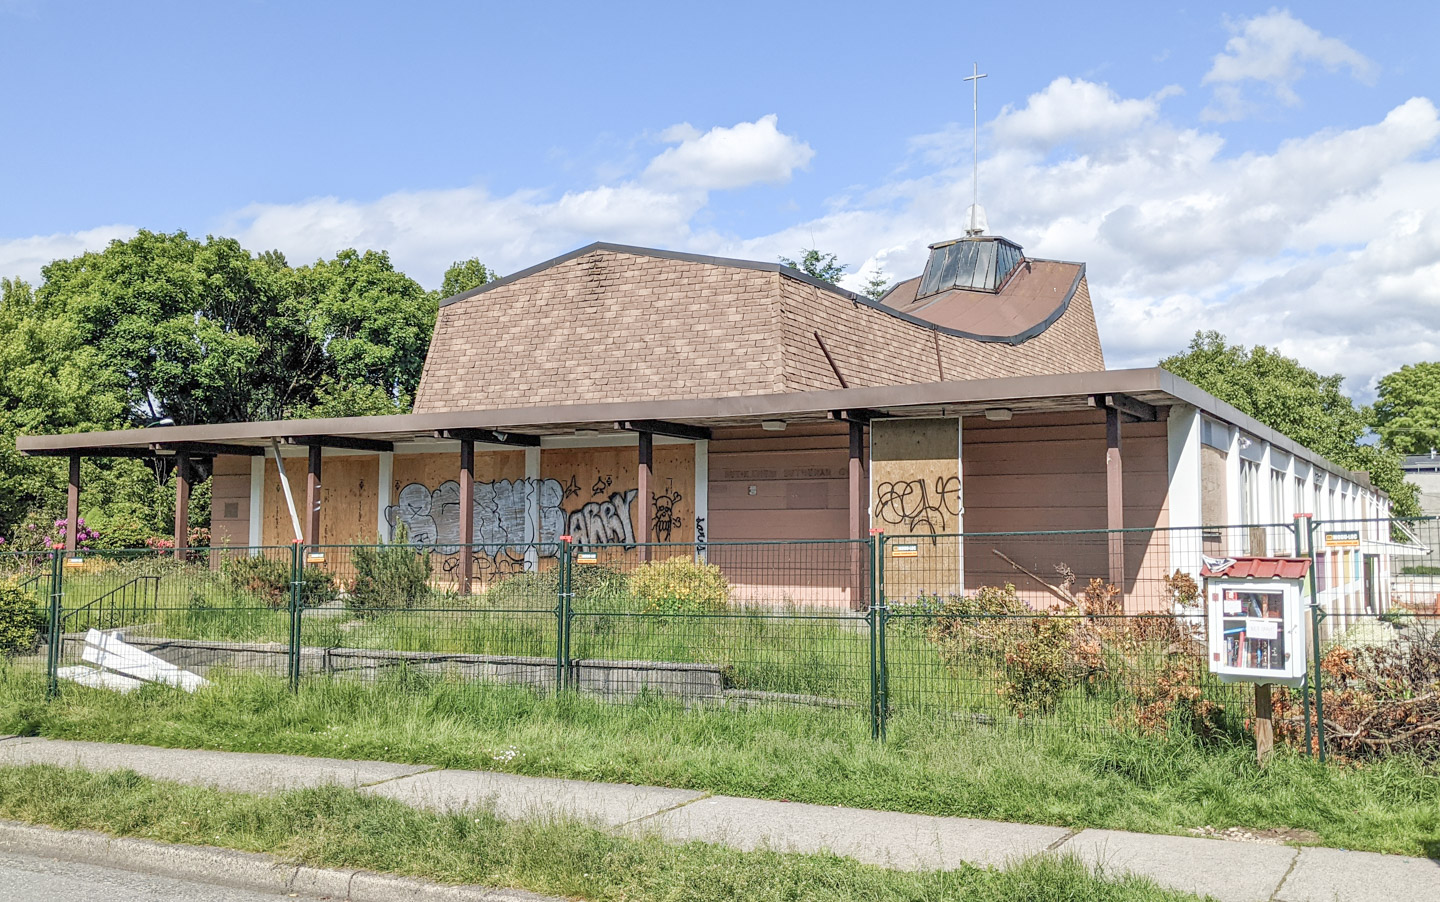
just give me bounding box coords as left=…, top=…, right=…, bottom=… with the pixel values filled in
left=3, top=1, right=1439, bottom=396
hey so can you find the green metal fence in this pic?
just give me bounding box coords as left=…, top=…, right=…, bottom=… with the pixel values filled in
left=3, top=519, right=1435, bottom=759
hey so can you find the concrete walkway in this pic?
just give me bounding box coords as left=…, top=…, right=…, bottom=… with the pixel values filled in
left=2, top=735, right=1437, bottom=902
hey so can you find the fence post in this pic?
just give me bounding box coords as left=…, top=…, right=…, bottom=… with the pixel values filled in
left=868, top=533, right=879, bottom=739
left=557, top=536, right=572, bottom=691
left=288, top=542, right=302, bottom=692
left=45, top=549, right=62, bottom=699
left=1292, top=515, right=1312, bottom=755
left=872, top=529, right=888, bottom=741
left=1305, top=518, right=1326, bottom=762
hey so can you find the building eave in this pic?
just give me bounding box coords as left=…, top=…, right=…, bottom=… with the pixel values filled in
left=13, top=367, right=1378, bottom=488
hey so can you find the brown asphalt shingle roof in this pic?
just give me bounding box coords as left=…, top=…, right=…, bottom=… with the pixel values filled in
left=413, top=243, right=1104, bottom=415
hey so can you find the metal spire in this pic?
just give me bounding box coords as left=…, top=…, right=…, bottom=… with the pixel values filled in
left=963, top=62, right=988, bottom=236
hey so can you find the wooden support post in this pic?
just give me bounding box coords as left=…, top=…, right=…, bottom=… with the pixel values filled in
left=637, top=431, right=653, bottom=561
left=849, top=420, right=866, bottom=610
left=66, top=455, right=80, bottom=555
left=1105, top=405, right=1125, bottom=594
left=305, top=444, right=322, bottom=549
left=458, top=438, right=475, bottom=595
left=173, top=452, right=191, bottom=561
left=1254, top=683, right=1275, bottom=766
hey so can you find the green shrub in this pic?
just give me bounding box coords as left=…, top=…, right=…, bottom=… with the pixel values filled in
left=631, top=556, right=730, bottom=613
left=347, top=542, right=432, bottom=617
left=222, top=555, right=291, bottom=608
left=484, top=563, right=629, bottom=609
left=0, top=581, right=45, bottom=657
left=222, top=554, right=337, bottom=610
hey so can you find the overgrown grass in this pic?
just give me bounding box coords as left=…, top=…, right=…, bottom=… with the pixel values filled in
left=2, top=669, right=1436, bottom=858
left=0, top=764, right=1209, bottom=902
left=41, top=555, right=1256, bottom=729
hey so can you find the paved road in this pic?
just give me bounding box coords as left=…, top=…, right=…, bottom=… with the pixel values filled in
left=0, top=849, right=321, bottom=901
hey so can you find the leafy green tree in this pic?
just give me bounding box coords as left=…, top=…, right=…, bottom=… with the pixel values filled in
left=1373, top=362, right=1440, bottom=455
left=779, top=249, right=847, bottom=285
left=35, top=232, right=435, bottom=424
left=861, top=267, right=892, bottom=300
left=1161, top=331, right=1419, bottom=517
left=0, top=277, right=152, bottom=537
left=282, top=248, right=436, bottom=418
left=440, top=257, right=497, bottom=297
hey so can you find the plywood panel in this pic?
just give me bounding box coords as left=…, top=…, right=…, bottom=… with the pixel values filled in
left=870, top=418, right=962, bottom=599
left=260, top=454, right=380, bottom=547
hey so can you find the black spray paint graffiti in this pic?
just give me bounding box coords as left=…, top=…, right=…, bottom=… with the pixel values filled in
left=565, top=490, right=638, bottom=547
left=874, top=476, right=962, bottom=536
left=651, top=486, right=684, bottom=542
left=591, top=474, right=613, bottom=497
left=560, top=474, right=581, bottom=500
left=694, top=516, right=707, bottom=560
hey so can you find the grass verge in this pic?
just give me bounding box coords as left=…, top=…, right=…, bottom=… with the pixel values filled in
left=0, top=763, right=1210, bottom=902
left=2, top=670, right=1437, bottom=858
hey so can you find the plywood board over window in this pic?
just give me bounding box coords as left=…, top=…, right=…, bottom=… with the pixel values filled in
left=262, top=455, right=380, bottom=547
left=870, top=418, right=962, bottom=600
left=540, top=444, right=696, bottom=553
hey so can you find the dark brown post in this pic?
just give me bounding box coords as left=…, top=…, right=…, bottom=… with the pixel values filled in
left=65, top=455, right=81, bottom=555
left=458, top=438, right=475, bottom=595
left=305, top=444, right=322, bottom=549
left=637, top=430, right=653, bottom=560
left=1254, top=683, right=1274, bottom=766
left=173, top=451, right=191, bottom=561
left=849, top=420, right=866, bottom=610
left=1105, top=405, right=1125, bottom=593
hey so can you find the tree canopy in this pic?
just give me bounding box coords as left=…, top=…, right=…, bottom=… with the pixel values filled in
left=34, top=232, right=437, bottom=425
left=1161, top=331, right=1419, bottom=517
left=1373, top=362, right=1440, bottom=455
left=779, top=249, right=847, bottom=285
left=440, top=257, right=497, bottom=298
left=0, top=231, right=488, bottom=544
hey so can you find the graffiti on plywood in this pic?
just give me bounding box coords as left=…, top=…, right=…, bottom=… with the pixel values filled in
left=566, top=490, right=638, bottom=547
left=874, top=476, right=962, bottom=536
left=591, top=473, right=613, bottom=497
left=385, top=478, right=567, bottom=558
left=651, top=485, right=684, bottom=542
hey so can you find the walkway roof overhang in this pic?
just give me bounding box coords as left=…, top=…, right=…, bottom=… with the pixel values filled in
left=15, top=367, right=1370, bottom=486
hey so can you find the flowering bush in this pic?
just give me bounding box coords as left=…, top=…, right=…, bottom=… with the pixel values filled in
left=631, top=557, right=731, bottom=613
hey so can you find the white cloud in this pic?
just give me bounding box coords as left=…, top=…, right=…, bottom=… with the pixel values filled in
left=1202, top=9, right=1376, bottom=120
left=6, top=61, right=1440, bottom=403
left=220, top=115, right=811, bottom=280
left=643, top=114, right=813, bottom=191
left=703, top=81, right=1440, bottom=400
left=991, top=78, right=1179, bottom=149
left=0, top=224, right=135, bottom=285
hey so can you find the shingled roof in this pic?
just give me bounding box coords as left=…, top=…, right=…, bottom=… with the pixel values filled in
left=414, top=242, right=1104, bottom=414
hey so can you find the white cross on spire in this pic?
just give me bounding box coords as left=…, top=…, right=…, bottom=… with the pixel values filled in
left=963, top=62, right=988, bottom=236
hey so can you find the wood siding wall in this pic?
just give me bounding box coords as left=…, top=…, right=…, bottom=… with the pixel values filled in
left=961, top=411, right=1171, bottom=608
left=210, top=455, right=252, bottom=547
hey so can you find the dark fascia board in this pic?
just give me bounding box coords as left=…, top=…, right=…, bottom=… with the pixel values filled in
left=12, top=367, right=1372, bottom=488
left=152, top=441, right=265, bottom=457
left=436, top=241, right=1085, bottom=346
left=616, top=419, right=712, bottom=442
left=436, top=428, right=542, bottom=447
left=282, top=435, right=395, bottom=453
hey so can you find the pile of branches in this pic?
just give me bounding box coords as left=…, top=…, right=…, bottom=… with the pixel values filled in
left=928, top=571, right=1223, bottom=735
left=1318, top=631, right=1440, bottom=762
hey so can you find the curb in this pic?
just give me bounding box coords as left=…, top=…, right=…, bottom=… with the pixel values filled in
left=0, top=819, right=557, bottom=902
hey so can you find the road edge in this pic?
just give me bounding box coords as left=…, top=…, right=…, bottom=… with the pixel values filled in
left=0, top=819, right=556, bottom=901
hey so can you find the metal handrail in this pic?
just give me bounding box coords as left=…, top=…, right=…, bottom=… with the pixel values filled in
left=61, top=574, right=161, bottom=629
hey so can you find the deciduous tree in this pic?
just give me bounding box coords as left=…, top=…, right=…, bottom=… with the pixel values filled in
left=1161, top=331, right=1419, bottom=517
left=1373, top=362, right=1440, bottom=455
